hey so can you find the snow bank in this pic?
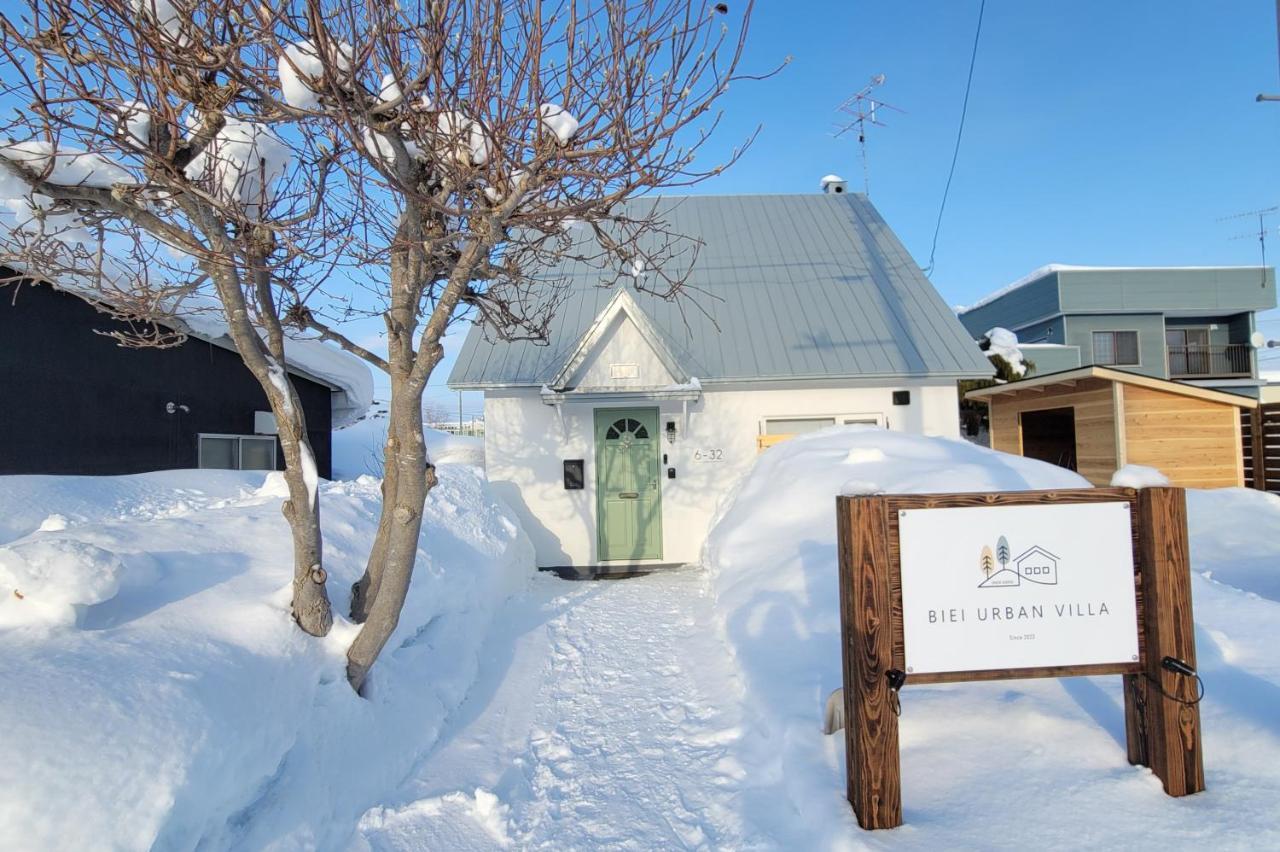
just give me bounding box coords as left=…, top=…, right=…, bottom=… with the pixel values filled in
left=1111, top=464, right=1170, bottom=489
left=702, top=428, right=1280, bottom=847
left=0, top=538, right=133, bottom=627
left=333, top=408, right=484, bottom=479
left=0, top=465, right=531, bottom=850
left=1188, top=487, right=1280, bottom=603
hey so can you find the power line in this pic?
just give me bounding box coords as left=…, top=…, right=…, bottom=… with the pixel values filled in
left=924, top=0, right=986, bottom=278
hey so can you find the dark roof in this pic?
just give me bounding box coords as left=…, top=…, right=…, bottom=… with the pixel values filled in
left=448, top=193, right=992, bottom=387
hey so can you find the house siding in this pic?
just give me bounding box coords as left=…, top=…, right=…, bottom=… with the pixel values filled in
left=1057, top=268, right=1275, bottom=313
left=958, top=272, right=1061, bottom=339
left=1064, top=313, right=1169, bottom=379
left=485, top=381, right=960, bottom=568
left=0, top=281, right=333, bottom=476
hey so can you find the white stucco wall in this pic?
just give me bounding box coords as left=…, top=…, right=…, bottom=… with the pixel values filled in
left=483, top=381, right=962, bottom=568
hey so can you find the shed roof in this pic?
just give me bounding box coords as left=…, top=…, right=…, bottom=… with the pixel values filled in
left=448, top=193, right=993, bottom=388
left=965, top=365, right=1259, bottom=408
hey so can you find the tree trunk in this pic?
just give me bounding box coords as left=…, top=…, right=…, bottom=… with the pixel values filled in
left=204, top=262, right=333, bottom=637
left=349, top=436, right=401, bottom=622
left=346, top=384, right=434, bottom=692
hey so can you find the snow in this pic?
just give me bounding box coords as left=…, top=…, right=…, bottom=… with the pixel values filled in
left=0, top=140, right=134, bottom=189
left=6, top=427, right=1280, bottom=847
left=1187, top=487, right=1280, bottom=603
left=279, top=41, right=325, bottom=108
left=378, top=73, right=403, bottom=104
left=538, top=104, right=580, bottom=145
left=435, top=112, right=491, bottom=165
left=130, top=0, right=186, bottom=43
left=0, top=464, right=531, bottom=850
left=277, top=40, right=353, bottom=109
left=350, top=567, right=756, bottom=849
left=984, top=326, right=1027, bottom=376
left=118, top=100, right=151, bottom=149
left=299, top=443, right=319, bottom=508
left=332, top=406, right=484, bottom=479
left=696, top=428, right=1280, bottom=847
left=1111, top=464, right=1171, bottom=488
left=0, top=538, right=132, bottom=627
left=182, top=118, right=290, bottom=219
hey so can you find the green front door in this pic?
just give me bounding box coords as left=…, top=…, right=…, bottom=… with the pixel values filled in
left=595, top=408, right=663, bottom=561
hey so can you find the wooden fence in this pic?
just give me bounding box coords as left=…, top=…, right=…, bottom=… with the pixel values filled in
left=1242, top=402, right=1280, bottom=493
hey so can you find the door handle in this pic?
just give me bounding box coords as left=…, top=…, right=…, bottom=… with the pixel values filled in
left=619, top=492, right=639, bottom=499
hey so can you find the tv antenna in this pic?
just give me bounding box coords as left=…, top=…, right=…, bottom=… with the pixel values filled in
left=1221, top=206, right=1279, bottom=287
left=834, top=74, right=904, bottom=196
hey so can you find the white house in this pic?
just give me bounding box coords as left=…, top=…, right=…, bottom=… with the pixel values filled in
left=448, top=189, right=993, bottom=572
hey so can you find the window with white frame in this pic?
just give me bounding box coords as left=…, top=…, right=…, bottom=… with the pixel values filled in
left=763, top=416, right=838, bottom=435
left=1092, top=330, right=1139, bottom=366
left=198, top=434, right=278, bottom=470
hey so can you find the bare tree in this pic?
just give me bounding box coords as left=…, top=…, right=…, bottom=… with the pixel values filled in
left=1, top=0, right=774, bottom=692
left=0, top=0, right=361, bottom=636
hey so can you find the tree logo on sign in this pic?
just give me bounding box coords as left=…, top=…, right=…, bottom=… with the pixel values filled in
left=977, top=539, right=1060, bottom=588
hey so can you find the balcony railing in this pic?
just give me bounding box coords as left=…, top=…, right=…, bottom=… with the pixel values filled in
left=1166, top=343, right=1252, bottom=378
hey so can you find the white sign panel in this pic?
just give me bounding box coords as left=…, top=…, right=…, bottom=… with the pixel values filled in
left=898, top=502, right=1139, bottom=675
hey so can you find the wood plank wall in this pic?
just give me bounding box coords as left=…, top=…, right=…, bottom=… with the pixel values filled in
left=1122, top=386, right=1243, bottom=488
left=1241, top=403, right=1280, bottom=494
left=987, top=378, right=1118, bottom=485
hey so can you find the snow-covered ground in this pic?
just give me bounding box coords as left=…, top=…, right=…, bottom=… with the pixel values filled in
left=2, top=427, right=1279, bottom=849
left=0, top=464, right=530, bottom=850
left=349, top=429, right=1280, bottom=850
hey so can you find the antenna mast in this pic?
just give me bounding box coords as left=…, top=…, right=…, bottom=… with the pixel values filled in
left=1221, top=206, right=1279, bottom=287
left=834, top=74, right=904, bottom=196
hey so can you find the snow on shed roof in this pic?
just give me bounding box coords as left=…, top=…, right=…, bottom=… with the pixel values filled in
left=449, top=193, right=993, bottom=388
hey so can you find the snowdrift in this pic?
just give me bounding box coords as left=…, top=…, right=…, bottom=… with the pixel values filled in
left=332, top=414, right=485, bottom=480
left=0, top=466, right=531, bottom=850
left=703, top=427, right=1280, bottom=848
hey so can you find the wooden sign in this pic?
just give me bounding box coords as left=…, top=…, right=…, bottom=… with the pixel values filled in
left=836, top=487, right=1204, bottom=831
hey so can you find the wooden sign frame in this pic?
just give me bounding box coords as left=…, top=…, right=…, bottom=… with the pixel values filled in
left=836, top=487, right=1204, bottom=831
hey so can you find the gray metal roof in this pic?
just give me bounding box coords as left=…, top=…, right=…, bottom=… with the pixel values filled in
left=448, top=193, right=993, bottom=388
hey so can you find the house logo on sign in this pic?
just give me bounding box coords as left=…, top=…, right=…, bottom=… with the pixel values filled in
left=977, top=535, right=1059, bottom=588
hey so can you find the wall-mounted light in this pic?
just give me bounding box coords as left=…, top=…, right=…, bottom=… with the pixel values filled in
left=665, top=420, right=678, bottom=443
left=165, top=402, right=190, bottom=415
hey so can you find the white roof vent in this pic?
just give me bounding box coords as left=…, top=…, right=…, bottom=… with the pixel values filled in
left=820, top=174, right=848, bottom=194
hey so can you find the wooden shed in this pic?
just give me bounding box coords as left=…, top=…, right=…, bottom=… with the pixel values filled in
left=966, top=366, right=1258, bottom=488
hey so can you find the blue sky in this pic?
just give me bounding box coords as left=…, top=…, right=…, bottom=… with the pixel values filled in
left=428, top=0, right=1280, bottom=417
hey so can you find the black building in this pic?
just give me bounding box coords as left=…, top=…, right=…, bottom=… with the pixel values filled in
left=0, top=272, right=360, bottom=478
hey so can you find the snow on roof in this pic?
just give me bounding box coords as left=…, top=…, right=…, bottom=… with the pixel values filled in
left=957, top=263, right=1272, bottom=315
left=0, top=252, right=373, bottom=428
left=954, top=264, right=1077, bottom=314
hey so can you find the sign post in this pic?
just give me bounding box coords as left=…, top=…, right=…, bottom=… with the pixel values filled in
left=835, top=487, right=1204, bottom=831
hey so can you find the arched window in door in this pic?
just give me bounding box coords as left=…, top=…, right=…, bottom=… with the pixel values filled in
left=604, top=418, right=649, bottom=440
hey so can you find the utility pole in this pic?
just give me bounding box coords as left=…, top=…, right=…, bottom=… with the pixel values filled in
left=1258, top=0, right=1280, bottom=101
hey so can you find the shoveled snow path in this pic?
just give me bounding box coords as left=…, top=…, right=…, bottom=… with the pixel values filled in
left=353, top=568, right=761, bottom=850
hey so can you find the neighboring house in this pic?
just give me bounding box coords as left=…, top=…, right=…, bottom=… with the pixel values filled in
left=449, top=190, right=993, bottom=571
left=0, top=270, right=372, bottom=477
left=958, top=265, right=1277, bottom=397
